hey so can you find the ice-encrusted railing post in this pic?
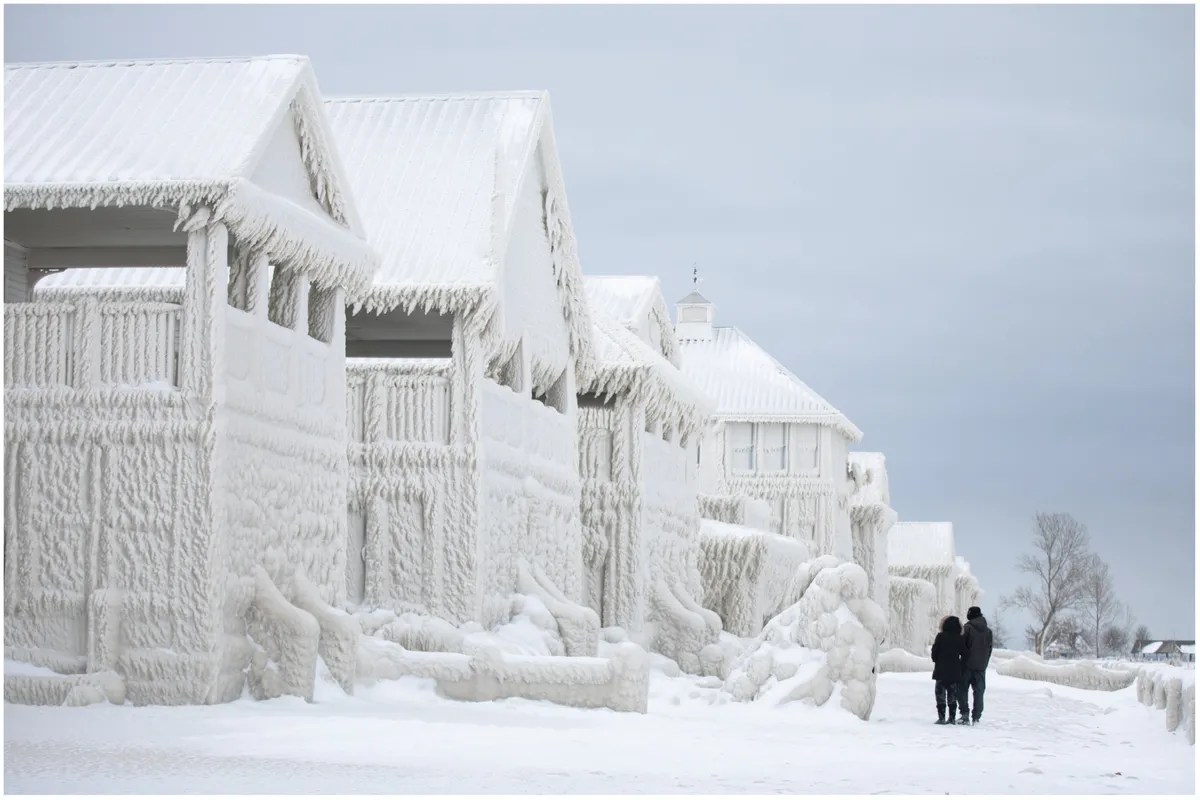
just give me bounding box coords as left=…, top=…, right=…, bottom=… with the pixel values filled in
left=177, top=206, right=227, bottom=401
left=76, top=297, right=102, bottom=389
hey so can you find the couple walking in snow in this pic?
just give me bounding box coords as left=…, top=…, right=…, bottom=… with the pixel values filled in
left=931, top=606, right=993, bottom=726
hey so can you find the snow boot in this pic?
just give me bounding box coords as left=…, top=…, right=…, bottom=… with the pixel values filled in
left=957, top=716, right=971, bottom=726
left=936, top=705, right=947, bottom=724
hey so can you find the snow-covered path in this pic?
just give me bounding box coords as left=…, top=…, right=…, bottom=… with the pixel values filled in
left=4, top=670, right=1194, bottom=794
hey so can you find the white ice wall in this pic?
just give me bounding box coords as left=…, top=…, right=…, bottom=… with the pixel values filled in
left=479, top=376, right=583, bottom=627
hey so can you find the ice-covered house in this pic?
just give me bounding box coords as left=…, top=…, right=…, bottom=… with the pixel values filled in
left=676, top=291, right=863, bottom=561
left=323, top=93, right=595, bottom=635
left=577, top=276, right=721, bottom=671
left=886, top=521, right=980, bottom=653
left=3, top=56, right=378, bottom=704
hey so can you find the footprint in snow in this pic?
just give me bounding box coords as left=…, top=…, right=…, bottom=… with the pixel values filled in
left=1020, top=766, right=1044, bottom=775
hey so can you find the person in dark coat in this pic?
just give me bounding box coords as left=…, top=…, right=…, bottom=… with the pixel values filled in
left=931, top=615, right=969, bottom=725
left=962, top=606, right=994, bottom=724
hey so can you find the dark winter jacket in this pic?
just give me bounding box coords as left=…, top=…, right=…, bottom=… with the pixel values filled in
left=963, top=616, right=994, bottom=671
left=931, top=630, right=966, bottom=683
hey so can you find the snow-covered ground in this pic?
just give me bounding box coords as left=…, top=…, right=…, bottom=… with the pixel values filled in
left=4, top=667, right=1194, bottom=794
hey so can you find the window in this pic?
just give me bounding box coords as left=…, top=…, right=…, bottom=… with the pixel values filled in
left=761, top=423, right=787, bottom=472
left=795, top=425, right=820, bottom=473
left=729, top=422, right=755, bottom=472
left=681, top=306, right=707, bottom=322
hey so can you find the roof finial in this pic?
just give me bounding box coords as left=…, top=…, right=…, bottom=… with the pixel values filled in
left=692, top=263, right=699, bottom=289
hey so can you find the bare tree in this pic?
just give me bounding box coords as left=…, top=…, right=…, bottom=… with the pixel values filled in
left=991, top=607, right=1009, bottom=650
left=1011, top=512, right=1092, bottom=655
left=1133, top=623, right=1152, bottom=653
left=1079, top=554, right=1122, bottom=658
left=1102, top=624, right=1129, bottom=656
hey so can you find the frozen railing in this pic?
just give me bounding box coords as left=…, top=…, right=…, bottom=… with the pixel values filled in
left=480, top=377, right=575, bottom=468
left=346, top=360, right=452, bottom=445
left=4, top=300, right=181, bottom=390
left=642, top=430, right=689, bottom=485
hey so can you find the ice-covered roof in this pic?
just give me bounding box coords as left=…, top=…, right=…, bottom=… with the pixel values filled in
left=678, top=326, right=862, bottom=440
left=325, top=92, right=542, bottom=312
left=324, top=92, right=594, bottom=375
left=34, top=266, right=185, bottom=301
left=1142, top=641, right=1164, bottom=655
left=678, top=290, right=709, bottom=304
left=888, top=522, right=956, bottom=567
left=584, top=275, right=681, bottom=366
left=1181, top=645, right=1195, bottom=655
left=584, top=315, right=713, bottom=430
left=586, top=276, right=659, bottom=330
left=5, top=55, right=376, bottom=293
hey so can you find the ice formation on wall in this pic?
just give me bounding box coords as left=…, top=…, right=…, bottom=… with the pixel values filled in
left=847, top=452, right=896, bottom=632
left=698, top=520, right=809, bottom=637
left=886, top=522, right=981, bottom=653
left=887, top=576, right=938, bottom=654
left=575, top=276, right=722, bottom=674
left=724, top=559, right=886, bottom=719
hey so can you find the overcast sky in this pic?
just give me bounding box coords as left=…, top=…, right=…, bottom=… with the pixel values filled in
left=6, top=4, right=1194, bottom=641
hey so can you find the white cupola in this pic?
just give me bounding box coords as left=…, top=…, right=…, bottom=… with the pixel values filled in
left=675, top=290, right=714, bottom=341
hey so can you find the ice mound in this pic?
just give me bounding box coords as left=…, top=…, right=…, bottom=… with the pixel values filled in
left=722, top=559, right=886, bottom=719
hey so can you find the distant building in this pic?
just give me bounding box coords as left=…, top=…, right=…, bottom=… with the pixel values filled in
left=1133, top=639, right=1196, bottom=664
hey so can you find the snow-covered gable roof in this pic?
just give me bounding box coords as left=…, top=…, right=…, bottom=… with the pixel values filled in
left=678, top=326, right=862, bottom=440
left=1142, top=641, right=1165, bottom=655
left=584, top=315, right=714, bottom=432
left=584, top=276, right=681, bottom=366
left=325, top=91, right=594, bottom=374
left=5, top=55, right=376, bottom=293
left=888, top=522, right=956, bottom=567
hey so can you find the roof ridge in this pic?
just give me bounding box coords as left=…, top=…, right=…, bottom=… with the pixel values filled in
left=5, top=54, right=307, bottom=70
left=326, top=91, right=545, bottom=104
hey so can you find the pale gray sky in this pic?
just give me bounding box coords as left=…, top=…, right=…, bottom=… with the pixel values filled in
left=6, top=4, right=1194, bottom=640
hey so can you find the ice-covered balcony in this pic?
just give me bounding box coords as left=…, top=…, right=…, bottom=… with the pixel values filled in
left=344, top=305, right=457, bottom=447
left=4, top=299, right=181, bottom=391
left=345, top=360, right=452, bottom=445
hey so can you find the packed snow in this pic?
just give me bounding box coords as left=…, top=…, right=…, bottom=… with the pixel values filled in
left=4, top=662, right=1193, bottom=794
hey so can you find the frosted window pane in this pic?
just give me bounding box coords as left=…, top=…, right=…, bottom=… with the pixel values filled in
left=761, top=423, right=787, bottom=471
left=730, top=422, right=755, bottom=471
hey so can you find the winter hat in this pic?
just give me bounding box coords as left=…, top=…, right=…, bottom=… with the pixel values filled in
left=967, top=606, right=982, bottom=620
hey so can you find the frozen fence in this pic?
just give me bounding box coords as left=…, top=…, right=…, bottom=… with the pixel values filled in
left=1134, top=664, right=1196, bottom=745
left=5, top=299, right=181, bottom=389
